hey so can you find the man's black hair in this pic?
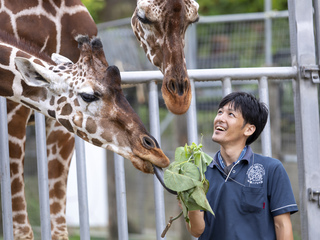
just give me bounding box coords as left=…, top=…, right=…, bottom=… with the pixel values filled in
left=218, top=92, right=269, bottom=145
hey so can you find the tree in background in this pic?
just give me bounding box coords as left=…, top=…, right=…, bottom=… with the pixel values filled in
left=82, top=0, right=106, bottom=22
left=82, top=0, right=136, bottom=23
left=82, top=0, right=289, bottom=23
left=197, top=0, right=288, bottom=16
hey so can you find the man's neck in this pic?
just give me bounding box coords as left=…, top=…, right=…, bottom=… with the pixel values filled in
left=220, top=144, right=246, bottom=166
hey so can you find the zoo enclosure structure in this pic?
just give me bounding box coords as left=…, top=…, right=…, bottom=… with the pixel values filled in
left=1, top=0, right=319, bottom=239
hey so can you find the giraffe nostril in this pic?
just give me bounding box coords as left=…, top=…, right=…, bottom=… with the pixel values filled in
left=184, top=78, right=189, bottom=92
left=142, top=136, right=156, bottom=149
left=168, top=80, right=176, bottom=94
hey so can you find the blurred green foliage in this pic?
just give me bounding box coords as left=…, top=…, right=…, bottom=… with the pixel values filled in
left=197, top=0, right=288, bottom=16
left=81, top=0, right=106, bottom=22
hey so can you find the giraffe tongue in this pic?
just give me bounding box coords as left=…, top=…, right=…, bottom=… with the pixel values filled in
left=153, top=165, right=177, bottom=195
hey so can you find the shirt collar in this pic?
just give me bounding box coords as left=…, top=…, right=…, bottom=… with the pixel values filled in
left=209, top=145, right=253, bottom=169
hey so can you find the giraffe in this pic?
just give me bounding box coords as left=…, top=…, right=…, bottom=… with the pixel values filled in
left=1, top=32, right=170, bottom=239
left=0, top=0, right=199, bottom=239
left=131, top=0, right=200, bottom=115
left=0, top=1, right=98, bottom=238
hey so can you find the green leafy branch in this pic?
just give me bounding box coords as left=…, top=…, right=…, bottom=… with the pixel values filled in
left=161, top=143, right=214, bottom=237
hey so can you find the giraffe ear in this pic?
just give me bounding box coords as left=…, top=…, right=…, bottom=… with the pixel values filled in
left=51, top=53, right=73, bottom=64
left=15, top=57, right=63, bottom=88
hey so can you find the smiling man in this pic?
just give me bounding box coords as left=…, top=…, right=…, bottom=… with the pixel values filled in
left=183, top=92, right=298, bottom=240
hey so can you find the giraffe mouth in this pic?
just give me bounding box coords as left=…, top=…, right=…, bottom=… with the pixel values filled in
left=153, top=165, right=177, bottom=195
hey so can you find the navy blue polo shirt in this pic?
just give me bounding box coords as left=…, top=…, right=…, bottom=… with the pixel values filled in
left=199, top=146, right=298, bottom=240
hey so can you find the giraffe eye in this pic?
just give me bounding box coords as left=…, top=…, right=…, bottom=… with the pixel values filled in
left=137, top=13, right=153, bottom=24
left=79, top=93, right=99, bottom=103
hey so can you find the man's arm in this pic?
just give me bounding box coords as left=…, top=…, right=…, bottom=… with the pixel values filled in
left=178, top=200, right=205, bottom=237
left=274, top=212, right=294, bottom=240
left=186, top=210, right=205, bottom=238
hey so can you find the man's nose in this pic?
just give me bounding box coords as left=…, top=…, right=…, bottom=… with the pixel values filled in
left=215, top=113, right=226, bottom=123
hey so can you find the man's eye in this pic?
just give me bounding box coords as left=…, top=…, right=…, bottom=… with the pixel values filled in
left=80, top=93, right=99, bottom=103
left=137, top=14, right=153, bottom=24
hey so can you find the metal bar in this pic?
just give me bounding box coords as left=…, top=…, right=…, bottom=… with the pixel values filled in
left=186, top=22, right=199, bottom=144
left=185, top=21, right=200, bottom=240
left=148, top=81, right=166, bottom=240
left=187, top=80, right=199, bottom=144
left=0, top=97, right=14, bottom=240
left=186, top=79, right=200, bottom=240
left=198, top=10, right=289, bottom=24
left=114, top=153, right=129, bottom=240
left=264, top=0, right=273, bottom=66
left=222, top=77, right=232, bottom=96
left=288, top=0, right=320, bottom=239
left=259, top=77, right=272, bottom=157
left=75, top=136, right=91, bottom=240
left=120, top=67, right=297, bottom=84
left=185, top=22, right=198, bottom=69
left=96, top=11, right=289, bottom=30
left=97, top=17, right=132, bottom=30
left=314, top=0, right=320, bottom=64
left=34, top=112, right=51, bottom=240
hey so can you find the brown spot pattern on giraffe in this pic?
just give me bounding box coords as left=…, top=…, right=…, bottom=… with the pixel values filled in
left=13, top=214, right=26, bottom=224
left=49, top=182, right=65, bottom=199
left=86, top=117, right=97, bottom=134
left=16, top=15, right=57, bottom=55
left=0, top=70, right=14, bottom=97
left=7, top=106, right=30, bottom=139
left=10, top=163, right=19, bottom=175
left=50, top=202, right=62, bottom=215
left=61, top=103, right=73, bottom=116
left=4, top=0, right=38, bottom=14
left=0, top=45, right=12, bottom=65
left=58, top=118, right=73, bottom=132
left=12, top=196, right=26, bottom=211
left=11, top=178, right=23, bottom=195
left=0, top=12, right=14, bottom=35
left=48, top=160, right=65, bottom=179
left=59, top=137, right=75, bottom=160
left=9, top=141, right=23, bottom=159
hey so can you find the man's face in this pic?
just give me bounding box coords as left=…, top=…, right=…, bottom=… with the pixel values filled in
left=212, top=103, right=251, bottom=146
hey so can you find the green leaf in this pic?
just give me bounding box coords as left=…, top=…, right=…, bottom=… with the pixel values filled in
left=190, top=186, right=214, bottom=216
left=203, top=179, right=210, bottom=194
left=180, top=162, right=201, bottom=181
left=178, top=193, right=189, bottom=220
left=175, top=147, right=189, bottom=163
left=201, top=152, right=213, bottom=166
left=164, top=168, right=202, bottom=192
left=201, top=152, right=213, bottom=175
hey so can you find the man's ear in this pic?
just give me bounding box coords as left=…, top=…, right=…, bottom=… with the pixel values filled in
left=244, top=124, right=256, bottom=137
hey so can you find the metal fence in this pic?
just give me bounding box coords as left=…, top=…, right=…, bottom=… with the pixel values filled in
left=1, top=0, right=320, bottom=239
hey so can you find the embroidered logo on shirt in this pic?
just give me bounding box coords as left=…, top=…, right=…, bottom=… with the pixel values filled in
left=247, top=163, right=265, bottom=184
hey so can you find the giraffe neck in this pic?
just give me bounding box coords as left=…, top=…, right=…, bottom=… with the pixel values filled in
left=0, top=0, right=97, bottom=62
left=0, top=33, right=55, bottom=112
left=0, top=1, right=98, bottom=239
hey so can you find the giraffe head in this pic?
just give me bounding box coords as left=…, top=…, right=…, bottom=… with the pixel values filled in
left=14, top=36, right=169, bottom=173
left=131, top=0, right=199, bottom=115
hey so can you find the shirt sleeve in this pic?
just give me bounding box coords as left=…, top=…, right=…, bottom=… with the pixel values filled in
left=267, top=161, right=298, bottom=216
